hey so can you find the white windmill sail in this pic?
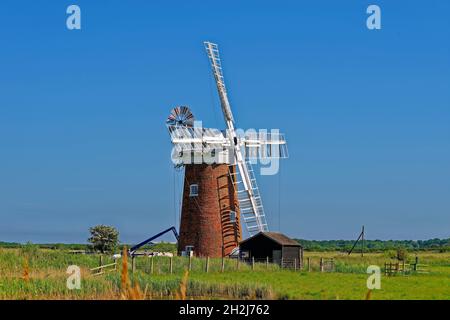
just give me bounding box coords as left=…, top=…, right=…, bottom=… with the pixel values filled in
left=204, top=41, right=269, bottom=236
left=228, top=160, right=269, bottom=236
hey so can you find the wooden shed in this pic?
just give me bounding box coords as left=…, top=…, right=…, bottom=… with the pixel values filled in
left=239, top=232, right=303, bottom=269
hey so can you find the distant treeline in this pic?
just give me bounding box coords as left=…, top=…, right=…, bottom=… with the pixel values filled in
left=0, top=242, right=88, bottom=250
left=295, top=238, right=450, bottom=252
left=0, top=241, right=177, bottom=252
left=1, top=239, right=449, bottom=252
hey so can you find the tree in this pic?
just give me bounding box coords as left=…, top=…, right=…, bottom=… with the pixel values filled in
left=88, top=225, right=119, bottom=253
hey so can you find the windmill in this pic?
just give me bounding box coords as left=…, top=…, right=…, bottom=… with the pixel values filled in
left=166, top=42, right=288, bottom=257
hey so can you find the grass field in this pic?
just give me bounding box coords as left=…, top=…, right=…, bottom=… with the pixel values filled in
left=0, top=248, right=448, bottom=300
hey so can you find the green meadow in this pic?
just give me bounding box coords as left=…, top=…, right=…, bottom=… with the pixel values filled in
left=0, top=248, right=448, bottom=300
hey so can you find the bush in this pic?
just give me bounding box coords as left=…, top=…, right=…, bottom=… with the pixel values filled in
left=20, top=242, right=39, bottom=258
left=396, top=248, right=409, bottom=261
left=384, top=250, right=397, bottom=259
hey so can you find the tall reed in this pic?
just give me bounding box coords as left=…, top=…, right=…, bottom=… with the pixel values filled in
left=22, top=257, right=30, bottom=282
left=120, top=247, right=143, bottom=300
left=176, top=270, right=189, bottom=300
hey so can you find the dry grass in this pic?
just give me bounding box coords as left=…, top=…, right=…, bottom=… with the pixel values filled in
left=120, top=247, right=144, bottom=300
left=176, top=270, right=189, bottom=300
left=22, top=258, right=30, bottom=282
left=120, top=246, right=129, bottom=294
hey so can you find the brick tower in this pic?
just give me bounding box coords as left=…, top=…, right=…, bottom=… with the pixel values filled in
left=177, top=163, right=242, bottom=257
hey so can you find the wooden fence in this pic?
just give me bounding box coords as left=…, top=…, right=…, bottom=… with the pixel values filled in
left=384, top=257, right=429, bottom=276
left=90, top=262, right=117, bottom=276
left=384, top=261, right=409, bottom=276
left=304, top=257, right=335, bottom=272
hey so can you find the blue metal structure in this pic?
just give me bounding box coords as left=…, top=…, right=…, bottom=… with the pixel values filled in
left=129, top=226, right=179, bottom=255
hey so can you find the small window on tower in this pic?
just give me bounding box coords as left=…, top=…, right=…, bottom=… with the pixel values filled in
left=230, top=211, right=236, bottom=223
left=189, top=184, right=198, bottom=197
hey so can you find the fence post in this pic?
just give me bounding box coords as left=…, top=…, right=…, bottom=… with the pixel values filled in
left=307, top=257, right=311, bottom=272
left=281, top=257, right=284, bottom=269
left=320, top=258, right=324, bottom=272
left=132, top=256, right=136, bottom=274
left=221, top=257, right=225, bottom=273
left=169, top=256, right=173, bottom=274
left=414, top=256, right=418, bottom=271
left=205, top=257, right=209, bottom=273
left=150, top=256, right=154, bottom=274
left=300, top=253, right=304, bottom=270
left=188, top=255, right=192, bottom=271
left=252, top=257, right=255, bottom=270
left=294, top=258, right=297, bottom=271
left=266, top=257, right=269, bottom=270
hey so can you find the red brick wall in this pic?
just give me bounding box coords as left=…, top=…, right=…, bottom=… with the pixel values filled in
left=178, top=164, right=241, bottom=257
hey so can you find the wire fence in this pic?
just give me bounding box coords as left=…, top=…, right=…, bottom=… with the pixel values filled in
left=114, top=256, right=304, bottom=274
left=89, top=254, right=430, bottom=277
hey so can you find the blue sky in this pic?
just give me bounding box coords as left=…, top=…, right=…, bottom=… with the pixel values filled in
left=0, top=1, right=449, bottom=243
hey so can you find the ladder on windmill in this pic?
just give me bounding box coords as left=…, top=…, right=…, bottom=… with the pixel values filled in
left=229, top=161, right=269, bottom=236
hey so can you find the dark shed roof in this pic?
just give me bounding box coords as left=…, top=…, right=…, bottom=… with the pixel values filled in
left=240, top=232, right=301, bottom=247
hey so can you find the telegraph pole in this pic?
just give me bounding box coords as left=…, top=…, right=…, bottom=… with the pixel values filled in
left=361, top=225, right=365, bottom=257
